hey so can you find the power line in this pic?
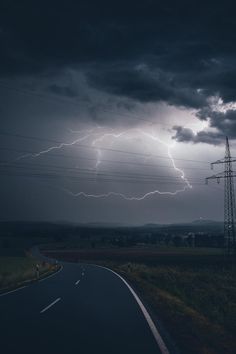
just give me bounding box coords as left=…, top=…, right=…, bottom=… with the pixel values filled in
left=0, top=131, right=210, bottom=164
left=0, top=146, right=211, bottom=171
left=0, top=162, right=205, bottom=182
left=0, top=170, right=205, bottom=186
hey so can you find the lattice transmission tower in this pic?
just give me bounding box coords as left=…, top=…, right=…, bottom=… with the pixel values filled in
left=206, top=137, right=236, bottom=255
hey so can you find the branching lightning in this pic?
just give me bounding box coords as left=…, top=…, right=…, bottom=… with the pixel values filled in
left=140, top=130, right=192, bottom=190
left=61, top=187, right=188, bottom=200
left=16, top=130, right=99, bottom=160
left=17, top=126, right=192, bottom=200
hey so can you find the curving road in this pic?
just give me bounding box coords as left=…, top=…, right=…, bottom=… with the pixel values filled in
left=0, top=260, right=168, bottom=354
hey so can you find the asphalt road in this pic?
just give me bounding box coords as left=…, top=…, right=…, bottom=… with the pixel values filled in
left=0, top=260, right=165, bottom=354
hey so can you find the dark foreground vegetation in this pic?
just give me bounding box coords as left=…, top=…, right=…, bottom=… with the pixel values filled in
left=0, top=254, right=56, bottom=291
left=116, top=263, right=236, bottom=354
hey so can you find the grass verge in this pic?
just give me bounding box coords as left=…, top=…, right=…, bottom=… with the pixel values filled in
left=0, top=254, right=57, bottom=291
left=114, top=263, right=236, bottom=354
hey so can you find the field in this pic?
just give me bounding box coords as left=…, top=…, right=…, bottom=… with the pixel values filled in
left=43, top=246, right=236, bottom=354
left=44, top=246, right=223, bottom=264
left=0, top=255, right=56, bottom=291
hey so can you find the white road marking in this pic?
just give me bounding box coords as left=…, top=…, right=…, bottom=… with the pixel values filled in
left=40, top=298, right=61, bottom=313
left=95, top=265, right=170, bottom=354
left=75, top=279, right=80, bottom=285
left=0, top=286, right=27, bottom=297
left=39, top=265, right=63, bottom=282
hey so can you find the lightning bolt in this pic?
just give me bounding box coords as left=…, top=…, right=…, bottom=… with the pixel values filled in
left=61, top=186, right=188, bottom=200
left=92, top=131, right=121, bottom=169
left=17, top=127, right=192, bottom=199
left=167, top=143, right=192, bottom=189
left=140, top=130, right=192, bottom=189
left=16, top=127, right=101, bottom=160
left=91, top=130, right=135, bottom=170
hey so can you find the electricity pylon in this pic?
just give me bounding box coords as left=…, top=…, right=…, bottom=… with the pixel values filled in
left=206, top=137, right=236, bottom=255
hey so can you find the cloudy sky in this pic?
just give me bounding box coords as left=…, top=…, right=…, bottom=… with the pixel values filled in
left=1, top=0, right=236, bottom=224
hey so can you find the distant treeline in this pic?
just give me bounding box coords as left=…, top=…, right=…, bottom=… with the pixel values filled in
left=0, top=221, right=224, bottom=250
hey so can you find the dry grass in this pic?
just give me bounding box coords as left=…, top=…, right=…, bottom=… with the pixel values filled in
left=117, top=263, right=236, bottom=354
left=0, top=256, right=54, bottom=290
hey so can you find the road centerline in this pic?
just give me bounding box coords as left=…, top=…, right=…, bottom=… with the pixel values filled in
left=40, top=298, right=61, bottom=314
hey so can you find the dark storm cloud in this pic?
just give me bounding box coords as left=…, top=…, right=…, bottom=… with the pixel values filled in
left=48, top=84, right=78, bottom=98
left=0, top=2, right=236, bottom=93
left=202, top=109, right=236, bottom=140
left=87, top=64, right=207, bottom=108
left=173, top=108, right=236, bottom=145
left=172, top=126, right=224, bottom=145
left=1, top=0, right=236, bottom=141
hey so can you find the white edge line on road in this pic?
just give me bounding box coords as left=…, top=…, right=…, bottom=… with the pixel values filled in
left=0, top=286, right=27, bottom=297
left=40, top=297, right=61, bottom=314
left=75, top=279, right=80, bottom=285
left=96, top=265, right=169, bottom=354
left=39, top=265, right=63, bottom=282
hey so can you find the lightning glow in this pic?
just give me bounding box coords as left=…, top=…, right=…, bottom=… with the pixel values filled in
left=92, top=131, right=127, bottom=169
left=138, top=130, right=192, bottom=189
left=17, top=126, right=193, bottom=200
left=91, top=130, right=138, bottom=170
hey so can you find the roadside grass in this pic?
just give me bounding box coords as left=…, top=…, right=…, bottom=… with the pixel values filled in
left=0, top=255, right=55, bottom=290
left=116, top=263, right=236, bottom=354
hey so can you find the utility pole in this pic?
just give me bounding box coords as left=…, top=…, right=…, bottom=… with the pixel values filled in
left=206, top=137, right=236, bottom=256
